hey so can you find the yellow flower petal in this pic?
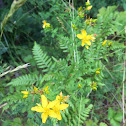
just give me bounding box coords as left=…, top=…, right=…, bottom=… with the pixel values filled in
left=81, top=30, right=87, bottom=36
left=56, top=95, right=60, bottom=101
left=81, top=40, right=86, bottom=47
left=108, top=42, right=112, bottom=46
left=77, top=34, right=84, bottom=39
left=48, top=110, right=57, bottom=118
left=87, top=35, right=92, bottom=39
left=86, top=40, right=91, bottom=45
left=23, top=94, right=28, bottom=98
left=34, top=87, right=38, bottom=92
left=56, top=110, right=62, bottom=120
left=86, top=6, right=92, bottom=11
left=46, top=23, right=50, bottom=27
left=86, top=0, right=90, bottom=6
left=44, top=86, right=49, bottom=91
left=47, top=100, right=57, bottom=108
left=86, top=46, right=89, bottom=49
left=102, top=40, right=107, bottom=46
left=96, top=71, right=100, bottom=74
left=42, top=20, right=50, bottom=28
left=43, top=25, right=45, bottom=28
left=91, top=36, right=95, bottom=42
left=58, top=104, right=69, bottom=110
left=78, top=84, right=81, bottom=88
left=41, top=112, right=48, bottom=123
left=36, top=103, right=41, bottom=107
left=41, top=95, right=48, bottom=108
left=21, top=91, right=29, bottom=95
left=92, top=87, right=97, bottom=90
left=43, top=20, right=46, bottom=24
left=87, top=35, right=95, bottom=42
left=31, top=106, right=44, bottom=112
left=78, top=6, right=82, bottom=12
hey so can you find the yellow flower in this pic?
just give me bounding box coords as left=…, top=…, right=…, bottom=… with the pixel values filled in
left=91, top=36, right=95, bottom=42
left=86, top=6, right=92, bottom=11
left=92, top=19, right=97, bottom=23
left=31, top=95, right=57, bottom=123
left=72, top=24, right=77, bottom=30
left=92, top=87, right=97, bottom=90
left=78, top=6, right=82, bottom=12
left=44, top=86, right=49, bottom=91
left=78, top=84, right=81, bottom=88
left=44, top=86, right=50, bottom=94
left=21, top=91, right=29, bottom=98
left=34, top=86, right=38, bottom=92
left=90, top=82, right=97, bottom=90
left=56, top=92, right=69, bottom=103
left=102, top=40, right=107, bottom=46
left=86, top=19, right=90, bottom=25
left=108, top=42, right=112, bottom=46
left=72, top=24, right=75, bottom=28
left=86, top=0, right=91, bottom=6
left=86, top=46, right=89, bottom=49
left=96, top=71, right=100, bottom=74
left=77, top=30, right=95, bottom=47
left=42, top=20, right=50, bottom=28
left=52, top=102, right=69, bottom=120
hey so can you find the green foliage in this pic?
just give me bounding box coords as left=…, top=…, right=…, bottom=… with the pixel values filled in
left=0, top=0, right=125, bottom=125
left=7, top=74, right=42, bottom=86
left=32, top=42, right=55, bottom=72
left=108, top=108, right=123, bottom=126
left=61, top=97, right=93, bottom=126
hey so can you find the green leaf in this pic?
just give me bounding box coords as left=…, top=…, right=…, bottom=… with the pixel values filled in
left=99, top=122, right=108, bottom=126
left=114, top=113, right=123, bottom=122
left=110, top=119, right=120, bottom=126
left=108, top=108, right=115, bottom=120
left=32, top=42, right=54, bottom=72
left=85, top=119, right=97, bottom=126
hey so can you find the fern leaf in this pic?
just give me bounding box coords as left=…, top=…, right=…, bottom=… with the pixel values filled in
left=58, top=37, right=69, bottom=52
left=7, top=74, right=37, bottom=86
left=32, top=42, right=54, bottom=72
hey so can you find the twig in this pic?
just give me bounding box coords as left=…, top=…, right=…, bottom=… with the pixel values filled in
left=0, top=63, right=30, bottom=77
left=122, top=26, right=126, bottom=125
left=0, top=103, right=7, bottom=109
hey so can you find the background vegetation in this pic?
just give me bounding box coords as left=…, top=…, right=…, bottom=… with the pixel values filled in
left=0, top=0, right=126, bottom=126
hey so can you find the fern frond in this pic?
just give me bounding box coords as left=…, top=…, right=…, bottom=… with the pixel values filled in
left=0, top=92, right=22, bottom=112
left=32, top=42, right=54, bottom=72
left=61, top=98, right=93, bottom=126
left=58, top=37, right=69, bottom=52
left=7, top=74, right=38, bottom=86
left=111, top=41, right=125, bottom=50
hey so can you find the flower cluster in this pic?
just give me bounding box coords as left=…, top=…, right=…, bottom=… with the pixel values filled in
left=72, top=24, right=77, bottom=30
left=102, top=40, right=112, bottom=46
left=77, top=30, right=95, bottom=47
left=90, top=82, right=97, bottom=90
left=85, top=17, right=97, bottom=25
left=86, top=0, right=92, bottom=11
left=21, top=91, right=29, bottom=98
left=42, top=20, right=50, bottom=29
left=21, top=86, right=50, bottom=99
left=44, top=86, right=50, bottom=94
left=78, top=84, right=81, bottom=88
left=31, top=93, right=69, bottom=123
left=96, top=68, right=100, bottom=74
